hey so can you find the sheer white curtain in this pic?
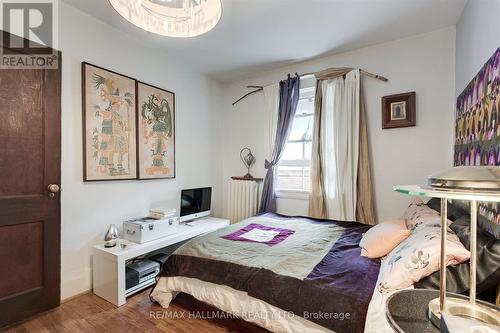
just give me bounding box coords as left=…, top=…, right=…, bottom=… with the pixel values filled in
left=263, top=83, right=280, bottom=163
left=320, top=70, right=360, bottom=220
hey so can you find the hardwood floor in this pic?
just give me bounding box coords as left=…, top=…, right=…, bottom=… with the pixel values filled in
left=2, top=289, right=269, bottom=333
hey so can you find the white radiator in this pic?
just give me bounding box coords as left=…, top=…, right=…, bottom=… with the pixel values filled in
left=226, top=179, right=261, bottom=224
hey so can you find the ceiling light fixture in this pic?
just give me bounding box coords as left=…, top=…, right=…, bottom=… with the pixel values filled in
left=108, top=0, right=222, bottom=38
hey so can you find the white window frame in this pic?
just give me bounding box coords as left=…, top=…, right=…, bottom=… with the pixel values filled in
left=275, top=84, right=315, bottom=199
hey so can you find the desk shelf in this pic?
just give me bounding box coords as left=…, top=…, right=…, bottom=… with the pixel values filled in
left=92, top=217, right=230, bottom=306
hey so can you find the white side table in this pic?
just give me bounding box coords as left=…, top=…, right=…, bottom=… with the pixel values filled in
left=92, top=217, right=230, bottom=306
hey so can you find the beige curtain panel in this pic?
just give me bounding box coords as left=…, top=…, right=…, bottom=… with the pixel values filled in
left=308, top=68, right=377, bottom=225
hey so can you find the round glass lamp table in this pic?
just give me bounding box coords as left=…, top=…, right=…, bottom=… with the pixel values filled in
left=393, top=166, right=500, bottom=328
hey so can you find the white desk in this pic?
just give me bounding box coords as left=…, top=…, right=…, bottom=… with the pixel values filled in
left=92, top=217, right=229, bottom=306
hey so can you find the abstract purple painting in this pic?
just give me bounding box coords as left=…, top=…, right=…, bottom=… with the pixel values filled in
left=454, top=46, right=500, bottom=238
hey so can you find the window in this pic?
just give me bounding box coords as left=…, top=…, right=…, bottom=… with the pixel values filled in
left=276, top=86, right=315, bottom=193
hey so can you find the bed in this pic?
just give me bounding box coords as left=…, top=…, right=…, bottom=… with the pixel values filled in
left=151, top=213, right=399, bottom=333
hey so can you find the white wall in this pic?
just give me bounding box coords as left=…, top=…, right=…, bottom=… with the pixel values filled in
left=220, top=27, right=456, bottom=222
left=455, top=0, right=500, bottom=95
left=60, top=3, right=223, bottom=300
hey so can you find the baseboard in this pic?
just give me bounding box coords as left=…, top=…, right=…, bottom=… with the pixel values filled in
left=60, top=265, right=92, bottom=301
left=61, top=289, right=91, bottom=303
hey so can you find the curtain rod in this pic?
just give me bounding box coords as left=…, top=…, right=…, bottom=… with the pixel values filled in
left=299, top=69, right=388, bottom=82
left=232, top=69, right=388, bottom=106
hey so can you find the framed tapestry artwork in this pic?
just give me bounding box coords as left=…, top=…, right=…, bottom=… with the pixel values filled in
left=381, top=92, right=416, bottom=129
left=82, top=62, right=137, bottom=181
left=137, top=81, right=176, bottom=179
left=454, top=46, right=500, bottom=238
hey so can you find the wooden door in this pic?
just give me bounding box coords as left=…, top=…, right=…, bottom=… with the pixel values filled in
left=0, top=31, right=61, bottom=328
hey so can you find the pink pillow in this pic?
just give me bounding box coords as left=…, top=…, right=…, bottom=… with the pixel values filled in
left=359, top=219, right=411, bottom=258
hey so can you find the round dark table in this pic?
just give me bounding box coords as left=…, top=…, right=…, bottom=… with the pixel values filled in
left=385, top=289, right=463, bottom=333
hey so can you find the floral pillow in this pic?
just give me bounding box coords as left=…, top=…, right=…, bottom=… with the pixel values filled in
left=377, top=223, right=470, bottom=293
left=403, top=197, right=451, bottom=231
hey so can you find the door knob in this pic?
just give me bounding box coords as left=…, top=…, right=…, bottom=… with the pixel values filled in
left=47, top=184, right=60, bottom=197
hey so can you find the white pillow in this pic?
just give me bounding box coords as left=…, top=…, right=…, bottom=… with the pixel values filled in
left=377, top=222, right=470, bottom=293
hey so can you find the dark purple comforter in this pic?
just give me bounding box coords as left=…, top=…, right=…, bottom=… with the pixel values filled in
left=156, top=213, right=380, bottom=333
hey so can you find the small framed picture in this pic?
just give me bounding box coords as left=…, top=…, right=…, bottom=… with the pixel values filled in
left=382, top=92, right=416, bottom=129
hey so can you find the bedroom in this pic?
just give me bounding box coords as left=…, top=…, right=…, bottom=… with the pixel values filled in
left=0, top=0, right=499, bottom=332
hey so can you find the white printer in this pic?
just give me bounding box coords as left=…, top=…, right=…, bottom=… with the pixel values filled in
left=123, top=215, right=179, bottom=243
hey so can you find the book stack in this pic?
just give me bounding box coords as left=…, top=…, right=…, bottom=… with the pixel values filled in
left=148, top=208, right=177, bottom=220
